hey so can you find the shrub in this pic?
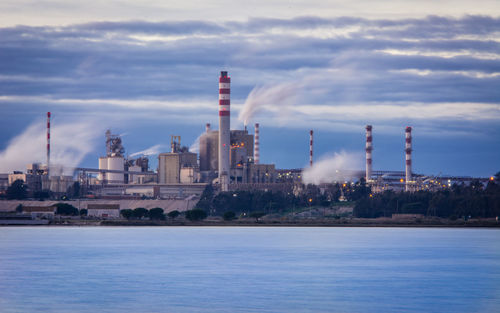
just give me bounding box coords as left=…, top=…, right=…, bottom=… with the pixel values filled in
left=121, top=209, right=133, bottom=220
left=133, top=207, right=149, bottom=219
left=167, top=210, right=180, bottom=219
left=223, top=211, right=236, bottom=221
left=185, top=209, right=207, bottom=221
left=250, top=212, right=266, bottom=221
left=55, top=203, right=79, bottom=216
left=149, top=207, right=165, bottom=220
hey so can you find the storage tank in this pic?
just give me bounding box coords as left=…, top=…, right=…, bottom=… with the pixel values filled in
left=98, top=157, right=108, bottom=181
left=107, top=156, right=124, bottom=184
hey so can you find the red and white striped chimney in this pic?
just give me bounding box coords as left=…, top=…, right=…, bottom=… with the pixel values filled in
left=365, top=125, right=373, bottom=182
left=47, top=112, right=51, bottom=177
left=405, top=126, right=412, bottom=191
left=309, top=130, right=314, bottom=167
left=254, top=123, right=260, bottom=164
left=219, top=71, right=231, bottom=191
left=206, top=123, right=211, bottom=133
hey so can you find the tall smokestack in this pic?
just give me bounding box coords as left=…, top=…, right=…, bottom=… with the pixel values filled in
left=365, top=125, right=373, bottom=182
left=309, top=130, right=313, bottom=167
left=206, top=123, right=211, bottom=133
left=254, top=123, right=260, bottom=164
left=405, top=126, right=412, bottom=192
left=47, top=112, right=51, bottom=177
left=219, top=71, right=231, bottom=191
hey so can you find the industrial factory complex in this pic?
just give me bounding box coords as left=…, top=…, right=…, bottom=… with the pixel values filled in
left=0, top=71, right=492, bottom=216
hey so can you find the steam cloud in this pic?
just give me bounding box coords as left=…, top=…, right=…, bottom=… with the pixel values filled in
left=238, top=82, right=300, bottom=126
left=302, top=151, right=363, bottom=185
left=0, top=119, right=102, bottom=175
left=189, top=135, right=201, bottom=154
left=130, top=144, right=164, bottom=157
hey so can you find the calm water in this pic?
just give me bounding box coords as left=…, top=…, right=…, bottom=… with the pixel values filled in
left=0, top=227, right=499, bottom=313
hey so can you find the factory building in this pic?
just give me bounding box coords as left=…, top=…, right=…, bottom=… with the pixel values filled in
left=98, top=130, right=126, bottom=184
left=2, top=73, right=493, bottom=205
left=158, top=152, right=198, bottom=184
left=199, top=125, right=276, bottom=185
left=199, top=129, right=254, bottom=172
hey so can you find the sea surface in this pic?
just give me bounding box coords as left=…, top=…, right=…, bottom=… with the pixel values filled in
left=0, top=227, right=499, bottom=313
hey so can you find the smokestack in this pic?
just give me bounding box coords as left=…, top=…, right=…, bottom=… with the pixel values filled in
left=254, top=123, right=260, bottom=164
left=219, top=71, right=231, bottom=191
left=405, top=126, right=412, bottom=192
left=206, top=123, right=211, bottom=133
left=365, top=125, right=373, bottom=182
left=47, top=112, right=51, bottom=177
left=309, top=130, right=313, bottom=167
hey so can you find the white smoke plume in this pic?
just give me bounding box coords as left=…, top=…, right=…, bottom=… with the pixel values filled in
left=238, top=82, right=301, bottom=126
left=0, top=119, right=102, bottom=175
left=189, top=135, right=201, bottom=154
left=302, top=151, right=363, bottom=185
left=130, top=144, right=164, bottom=157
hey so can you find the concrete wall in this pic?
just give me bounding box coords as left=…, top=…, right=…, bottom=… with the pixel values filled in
left=0, top=199, right=199, bottom=213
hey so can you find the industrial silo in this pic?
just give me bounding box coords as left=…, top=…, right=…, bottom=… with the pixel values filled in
left=98, top=157, right=108, bottom=181
left=107, top=156, right=124, bottom=184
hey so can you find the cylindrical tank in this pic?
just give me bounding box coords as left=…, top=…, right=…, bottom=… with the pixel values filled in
left=107, top=156, right=124, bottom=184
left=98, top=157, right=108, bottom=181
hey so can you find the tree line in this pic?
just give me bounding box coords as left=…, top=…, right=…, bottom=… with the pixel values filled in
left=194, top=174, right=500, bottom=219
left=193, top=181, right=370, bottom=218
left=354, top=178, right=500, bottom=219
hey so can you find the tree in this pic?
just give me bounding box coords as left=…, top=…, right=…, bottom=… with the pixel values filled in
left=185, top=209, right=207, bottom=221
left=79, top=209, right=88, bottom=216
left=167, top=210, right=180, bottom=219
left=15, top=204, right=23, bottom=213
left=196, top=185, right=215, bottom=212
left=250, top=212, right=266, bottom=222
left=55, top=203, right=79, bottom=216
left=34, top=190, right=50, bottom=200
left=121, top=209, right=133, bottom=220
left=223, top=211, right=236, bottom=221
left=133, top=207, right=148, bottom=219
left=6, top=179, right=28, bottom=200
left=149, top=207, right=165, bottom=220
left=66, top=182, right=81, bottom=198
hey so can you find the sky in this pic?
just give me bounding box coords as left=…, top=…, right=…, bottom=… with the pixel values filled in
left=0, top=0, right=499, bottom=177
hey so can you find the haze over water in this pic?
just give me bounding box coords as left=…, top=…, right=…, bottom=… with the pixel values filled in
left=1, top=227, right=499, bottom=313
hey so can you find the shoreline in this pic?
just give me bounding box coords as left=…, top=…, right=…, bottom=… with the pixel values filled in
left=2, top=218, right=499, bottom=228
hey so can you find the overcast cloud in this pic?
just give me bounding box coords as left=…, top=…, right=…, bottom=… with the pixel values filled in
left=0, top=14, right=499, bottom=175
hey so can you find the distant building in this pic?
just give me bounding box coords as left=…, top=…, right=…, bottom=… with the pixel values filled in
left=22, top=205, right=56, bottom=220
left=87, top=204, right=120, bottom=218
left=8, top=173, right=42, bottom=194
left=158, top=152, right=198, bottom=184
left=199, top=129, right=254, bottom=172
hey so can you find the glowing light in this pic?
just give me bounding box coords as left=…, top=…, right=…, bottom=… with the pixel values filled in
left=400, top=178, right=404, bottom=183
left=491, top=177, right=495, bottom=181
